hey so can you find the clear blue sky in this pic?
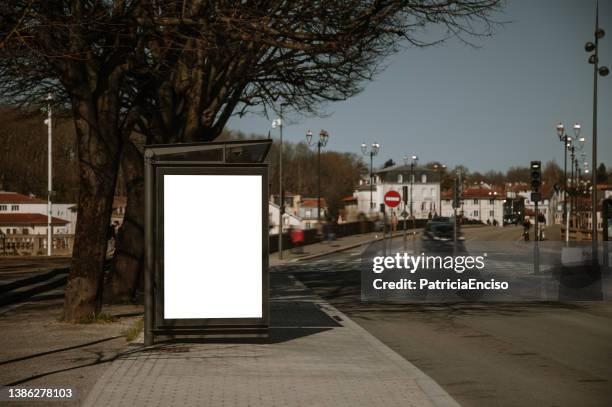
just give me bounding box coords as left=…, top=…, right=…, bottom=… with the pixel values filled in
left=227, top=0, right=611, bottom=173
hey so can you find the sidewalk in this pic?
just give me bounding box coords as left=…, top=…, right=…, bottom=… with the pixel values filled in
left=83, top=269, right=458, bottom=406
left=270, top=230, right=418, bottom=266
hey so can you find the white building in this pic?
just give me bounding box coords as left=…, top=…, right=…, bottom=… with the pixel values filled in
left=0, top=191, right=76, bottom=234
left=269, top=202, right=304, bottom=235
left=0, top=213, right=69, bottom=235
left=441, top=187, right=505, bottom=226
left=354, top=165, right=442, bottom=219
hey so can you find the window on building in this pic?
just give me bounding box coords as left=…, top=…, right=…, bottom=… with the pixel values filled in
left=473, top=199, right=478, bottom=204
left=489, top=210, right=494, bottom=217
left=473, top=210, right=479, bottom=217
left=489, top=199, right=494, bottom=205
left=421, top=174, right=427, bottom=183
left=22, top=228, right=29, bottom=235
left=0, top=205, right=7, bottom=211
left=11, top=205, right=19, bottom=211
left=397, top=174, right=403, bottom=183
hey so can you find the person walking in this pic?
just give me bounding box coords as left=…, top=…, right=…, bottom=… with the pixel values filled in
left=522, top=217, right=531, bottom=241
left=390, top=211, right=398, bottom=233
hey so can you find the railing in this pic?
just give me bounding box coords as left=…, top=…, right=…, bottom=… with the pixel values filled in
left=269, top=219, right=430, bottom=253
left=560, top=228, right=603, bottom=241
left=0, top=234, right=74, bottom=256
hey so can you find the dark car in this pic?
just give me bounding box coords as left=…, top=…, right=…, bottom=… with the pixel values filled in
left=503, top=214, right=520, bottom=225
left=422, top=220, right=463, bottom=241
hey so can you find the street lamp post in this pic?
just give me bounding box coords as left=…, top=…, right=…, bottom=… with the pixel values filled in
left=404, top=155, right=418, bottom=237
left=307, top=130, right=329, bottom=223
left=272, top=112, right=284, bottom=258
left=44, top=93, right=53, bottom=256
left=433, top=163, right=446, bottom=217
left=566, top=132, right=587, bottom=231
left=488, top=191, right=498, bottom=226
left=556, top=122, right=581, bottom=243
left=361, top=143, right=380, bottom=214
left=584, top=1, right=609, bottom=264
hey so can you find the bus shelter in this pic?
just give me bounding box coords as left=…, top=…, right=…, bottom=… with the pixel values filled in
left=144, top=139, right=272, bottom=344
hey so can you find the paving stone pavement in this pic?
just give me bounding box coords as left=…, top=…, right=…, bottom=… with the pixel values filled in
left=83, top=273, right=459, bottom=407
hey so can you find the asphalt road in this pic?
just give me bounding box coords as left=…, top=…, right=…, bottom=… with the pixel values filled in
left=282, top=226, right=612, bottom=407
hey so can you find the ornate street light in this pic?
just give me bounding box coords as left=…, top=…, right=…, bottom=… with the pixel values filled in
left=307, top=129, right=330, bottom=223
left=361, top=143, right=380, bottom=212
left=403, top=155, right=419, bottom=219
left=584, top=1, right=608, bottom=264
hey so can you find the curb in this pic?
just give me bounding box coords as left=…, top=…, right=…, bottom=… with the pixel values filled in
left=273, top=230, right=422, bottom=266
left=288, top=275, right=461, bottom=407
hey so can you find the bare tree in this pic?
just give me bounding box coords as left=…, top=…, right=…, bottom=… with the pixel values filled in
left=108, top=0, right=503, bottom=301
left=1, top=1, right=143, bottom=320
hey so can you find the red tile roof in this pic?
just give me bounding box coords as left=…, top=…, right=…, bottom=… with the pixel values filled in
left=0, top=213, right=69, bottom=225
left=301, top=198, right=327, bottom=207
left=460, top=187, right=505, bottom=199
left=342, top=195, right=357, bottom=202
left=442, top=187, right=505, bottom=200
left=0, top=192, right=46, bottom=204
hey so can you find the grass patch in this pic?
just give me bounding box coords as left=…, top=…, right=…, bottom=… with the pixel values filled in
left=123, top=317, right=144, bottom=342
left=75, top=312, right=118, bottom=324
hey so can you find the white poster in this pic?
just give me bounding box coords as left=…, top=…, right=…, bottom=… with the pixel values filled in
left=163, top=174, right=262, bottom=319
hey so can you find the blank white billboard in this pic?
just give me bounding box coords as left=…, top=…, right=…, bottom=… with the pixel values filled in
left=163, top=174, right=262, bottom=319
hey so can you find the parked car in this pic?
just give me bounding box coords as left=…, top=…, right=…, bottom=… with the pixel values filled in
left=503, top=214, right=520, bottom=226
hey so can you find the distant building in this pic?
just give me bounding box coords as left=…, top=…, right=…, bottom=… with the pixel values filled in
left=339, top=196, right=359, bottom=223
left=268, top=202, right=304, bottom=235
left=515, top=183, right=555, bottom=225
left=441, top=186, right=504, bottom=226
left=354, top=165, right=441, bottom=219
left=0, top=191, right=76, bottom=234
left=0, top=213, right=69, bottom=235
left=296, top=197, right=327, bottom=229
left=112, top=196, right=127, bottom=226
left=270, top=194, right=328, bottom=230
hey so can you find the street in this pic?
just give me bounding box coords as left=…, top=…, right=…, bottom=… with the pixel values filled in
left=280, top=226, right=612, bottom=407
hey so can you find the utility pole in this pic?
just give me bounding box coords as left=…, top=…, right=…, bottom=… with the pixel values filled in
left=279, top=105, right=283, bottom=259
left=584, top=1, right=609, bottom=265
left=531, top=161, right=542, bottom=274
left=361, top=143, right=380, bottom=216
left=272, top=107, right=284, bottom=258
left=306, top=130, right=329, bottom=224
left=45, top=93, right=53, bottom=256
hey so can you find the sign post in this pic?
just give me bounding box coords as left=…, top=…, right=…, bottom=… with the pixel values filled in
left=144, top=139, right=272, bottom=345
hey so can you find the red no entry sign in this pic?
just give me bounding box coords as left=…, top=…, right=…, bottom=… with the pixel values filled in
left=384, top=190, right=401, bottom=208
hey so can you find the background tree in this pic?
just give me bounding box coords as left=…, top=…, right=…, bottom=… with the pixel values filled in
left=505, top=166, right=530, bottom=184
left=0, top=108, right=78, bottom=201
left=383, top=159, right=396, bottom=168
left=108, top=0, right=504, bottom=302
left=542, top=160, right=564, bottom=187
left=1, top=1, right=143, bottom=320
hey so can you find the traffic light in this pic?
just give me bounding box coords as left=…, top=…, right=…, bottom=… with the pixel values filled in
left=530, top=161, right=541, bottom=202
left=452, top=178, right=461, bottom=209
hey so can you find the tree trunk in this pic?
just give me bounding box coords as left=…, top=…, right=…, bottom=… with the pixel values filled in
left=106, top=140, right=145, bottom=303
left=63, top=104, right=122, bottom=322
